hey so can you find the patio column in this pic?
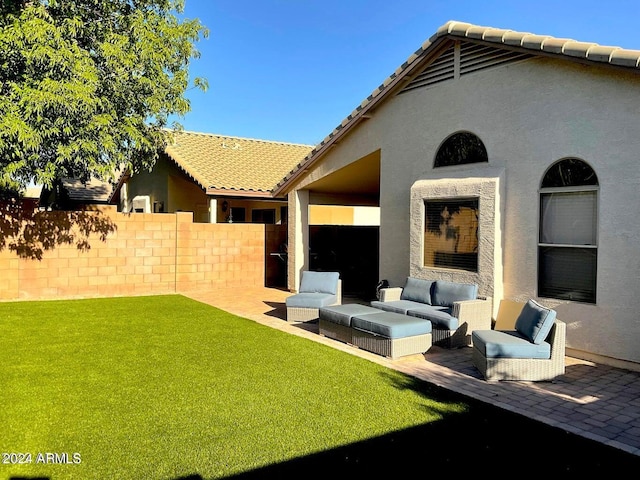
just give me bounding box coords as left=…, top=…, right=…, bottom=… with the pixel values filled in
left=209, top=198, right=217, bottom=223
left=288, top=189, right=309, bottom=292
left=120, top=182, right=129, bottom=212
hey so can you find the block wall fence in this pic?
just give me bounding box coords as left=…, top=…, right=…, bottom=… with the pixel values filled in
left=0, top=207, right=270, bottom=301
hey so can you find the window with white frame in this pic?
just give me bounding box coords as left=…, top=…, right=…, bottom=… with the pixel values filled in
left=538, top=158, right=598, bottom=303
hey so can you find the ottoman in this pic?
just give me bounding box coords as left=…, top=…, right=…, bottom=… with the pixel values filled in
left=351, top=311, right=432, bottom=359
left=319, top=304, right=382, bottom=344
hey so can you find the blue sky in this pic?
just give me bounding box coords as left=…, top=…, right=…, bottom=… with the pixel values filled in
left=177, top=0, right=640, bottom=146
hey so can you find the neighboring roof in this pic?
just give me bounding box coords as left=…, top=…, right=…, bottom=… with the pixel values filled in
left=61, top=177, right=113, bottom=203
left=39, top=177, right=115, bottom=206
left=164, top=130, right=313, bottom=196
left=273, top=20, right=640, bottom=195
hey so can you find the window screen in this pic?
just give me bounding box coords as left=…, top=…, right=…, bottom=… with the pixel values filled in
left=538, top=159, right=598, bottom=303
left=424, top=198, right=479, bottom=272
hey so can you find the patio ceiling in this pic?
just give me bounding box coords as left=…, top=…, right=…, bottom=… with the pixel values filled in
left=304, top=150, right=380, bottom=202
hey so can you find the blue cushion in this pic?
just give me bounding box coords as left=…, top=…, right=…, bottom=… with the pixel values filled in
left=285, top=292, right=338, bottom=309
left=407, top=307, right=459, bottom=330
left=472, top=329, right=551, bottom=359
left=299, top=271, right=339, bottom=295
left=400, top=277, right=434, bottom=305
left=515, top=299, right=557, bottom=345
left=319, top=304, right=381, bottom=327
left=352, top=312, right=431, bottom=339
left=370, top=299, right=429, bottom=314
left=432, top=280, right=478, bottom=307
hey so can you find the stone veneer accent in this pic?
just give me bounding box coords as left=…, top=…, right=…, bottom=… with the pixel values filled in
left=409, top=176, right=502, bottom=301
left=0, top=206, right=265, bottom=301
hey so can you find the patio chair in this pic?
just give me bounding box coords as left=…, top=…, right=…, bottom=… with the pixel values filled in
left=286, top=271, right=341, bottom=322
left=472, top=299, right=566, bottom=381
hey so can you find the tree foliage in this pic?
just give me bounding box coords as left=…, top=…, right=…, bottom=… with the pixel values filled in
left=0, top=0, right=208, bottom=193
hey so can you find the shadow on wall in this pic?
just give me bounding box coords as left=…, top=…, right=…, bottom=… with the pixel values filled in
left=0, top=197, right=117, bottom=260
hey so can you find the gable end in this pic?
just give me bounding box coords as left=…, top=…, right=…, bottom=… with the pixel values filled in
left=402, top=43, right=455, bottom=92
left=400, top=40, right=534, bottom=94
left=459, top=41, right=533, bottom=75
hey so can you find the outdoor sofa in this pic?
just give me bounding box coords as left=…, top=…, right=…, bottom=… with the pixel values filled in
left=371, top=277, right=492, bottom=348
left=471, top=299, right=566, bottom=381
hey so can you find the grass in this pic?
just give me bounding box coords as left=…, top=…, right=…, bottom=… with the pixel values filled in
left=1, top=295, right=639, bottom=479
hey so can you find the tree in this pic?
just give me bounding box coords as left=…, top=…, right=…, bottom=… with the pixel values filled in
left=0, top=0, right=208, bottom=194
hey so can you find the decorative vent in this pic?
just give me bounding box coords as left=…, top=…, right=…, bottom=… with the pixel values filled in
left=400, top=41, right=533, bottom=95
left=460, top=42, right=532, bottom=76
left=401, top=44, right=455, bottom=93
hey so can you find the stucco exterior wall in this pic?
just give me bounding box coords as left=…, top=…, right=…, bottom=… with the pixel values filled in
left=287, top=55, right=640, bottom=367
left=123, top=155, right=209, bottom=216
left=168, top=171, right=209, bottom=219
left=126, top=154, right=171, bottom=211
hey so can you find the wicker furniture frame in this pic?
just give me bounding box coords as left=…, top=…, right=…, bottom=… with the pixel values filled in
left=351, top=329, right=432, bottom=359
left=378, top=287, right=492, bottom=348
left=319, top=304, right=382, bottom=344
left=286, top=280, right=342, bottom=323
left=319, top=319, right=352, bottom=344
left=319, top=306, right=432, bottom=359
left=472, top=320, right=566, bottom=381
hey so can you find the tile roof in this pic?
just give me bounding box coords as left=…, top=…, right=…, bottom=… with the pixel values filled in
left=164, top=131, right=313, bottom=195
left=39, top=176, right=115, bottom=206
left=62, top=177, right=113, bottom=203
left=441, top=21, right=640, bottom=66
left=273, top=20, right=640, bottom=195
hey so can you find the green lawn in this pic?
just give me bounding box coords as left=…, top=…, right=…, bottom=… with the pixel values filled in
left=1, top=295, right=639, bottom=479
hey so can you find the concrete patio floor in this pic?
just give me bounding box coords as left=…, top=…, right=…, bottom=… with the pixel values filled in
left=184, top=286, right=640, bottom=457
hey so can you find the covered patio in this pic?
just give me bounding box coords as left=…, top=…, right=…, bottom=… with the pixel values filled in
left=185, top=286, right=640, bottom=457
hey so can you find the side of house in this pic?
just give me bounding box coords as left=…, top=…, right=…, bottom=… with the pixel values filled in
left=276, top=21, right=640, bottom=369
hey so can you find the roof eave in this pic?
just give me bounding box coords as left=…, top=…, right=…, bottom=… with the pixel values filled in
left=273, top=21, right=640, bottom=197
left=107, top=170, right=130, bottom=204
left=272, top=35, right=451, bottom=197
left=205, top=187, right=276, bottom=199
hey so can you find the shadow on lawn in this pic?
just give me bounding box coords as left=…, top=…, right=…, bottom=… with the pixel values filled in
left=166, top=378, right=640, bottom=480
left=9, top=477, right=50, bottom=480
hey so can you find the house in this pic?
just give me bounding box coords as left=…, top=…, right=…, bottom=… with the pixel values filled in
left=110, top=130, right=314, bottom=225
left=274, top=21, right=640, bottom=370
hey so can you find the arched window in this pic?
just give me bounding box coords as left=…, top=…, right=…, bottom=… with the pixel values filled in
left=538, top=158, right=598, bottom=303
left=434, top=131, right=488, bottom=168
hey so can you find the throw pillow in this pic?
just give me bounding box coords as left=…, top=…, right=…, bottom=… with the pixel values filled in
left=515, top=299, right=557, bottom=344
left=400, top=277, right=434, bottom=305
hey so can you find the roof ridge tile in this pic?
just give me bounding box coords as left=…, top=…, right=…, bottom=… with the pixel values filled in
left=169, top=129, right=313, bottom=148
left=274, top=20, right=640, bottom=195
